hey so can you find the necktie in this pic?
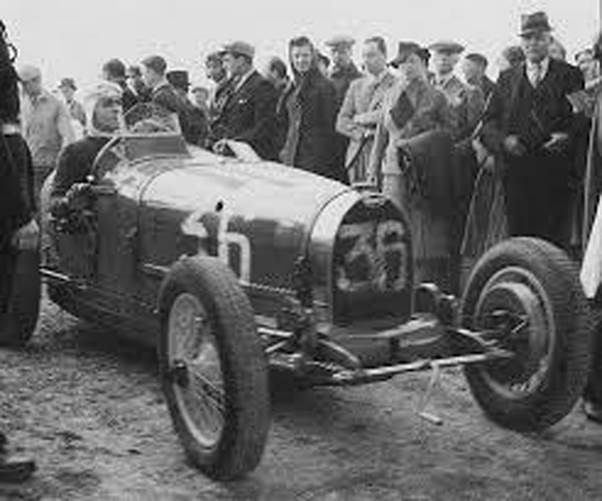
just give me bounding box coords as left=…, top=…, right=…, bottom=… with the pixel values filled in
left=532, top=63, right=542, bottom=88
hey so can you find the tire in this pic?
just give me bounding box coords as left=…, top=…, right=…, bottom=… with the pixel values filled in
left=461, top=237, right=592, bottom=432
left=158, top=256, right=270, bottom=480
left=0, top=248, right=41, bottom=347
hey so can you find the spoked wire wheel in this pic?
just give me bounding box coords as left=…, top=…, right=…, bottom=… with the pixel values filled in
left=159, top=256, right=270, bottom=480
left=167, top=292, right=225, bottom=450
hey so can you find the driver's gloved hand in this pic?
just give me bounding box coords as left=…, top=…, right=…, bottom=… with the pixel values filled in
left=49, top=197, right=71, bottom=219
left=65, top=183, right=93, bottom=211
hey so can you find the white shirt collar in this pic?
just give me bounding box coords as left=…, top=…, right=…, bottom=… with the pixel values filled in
left=434, top=71, right=454, bottom=87
left=526, top=57, right=550, bottom=75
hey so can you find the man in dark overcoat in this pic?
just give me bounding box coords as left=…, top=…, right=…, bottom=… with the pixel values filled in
left=209, top=42, right=278, bottom=160
left=481, top=11, right=584, bottom=248
left=0, top=19, right=37, bottom=481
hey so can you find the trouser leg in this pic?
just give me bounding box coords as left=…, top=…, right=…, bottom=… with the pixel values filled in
left=382, top=173, right=404, bottom=212
left=0, top=239, right=16, bottom=314
left=32, top=163, right=53, bottom=217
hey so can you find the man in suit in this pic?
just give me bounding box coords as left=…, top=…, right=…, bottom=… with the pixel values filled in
left=462, top=53, right=496, bottom=101
left=166, top=70, right=208, bottom=146
left=210, top=41, right=278, bottom=160
left=141, top=55, right=194, bottom=141
left=0, top=19, right=37, bottom=481
left=336, top=36, right=397, bottom=184
left=326, top=35, right=363, bottom=179
left=102, top=59, right=138, bottom=112
left=430, top=41, right=485, bottom=143
left=481, top=11, right=584, bottom=248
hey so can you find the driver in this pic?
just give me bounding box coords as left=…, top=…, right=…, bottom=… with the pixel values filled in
left=50, top=81, right=123, bottom=209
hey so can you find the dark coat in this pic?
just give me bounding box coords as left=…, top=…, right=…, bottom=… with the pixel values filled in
left=151, top=83, right=199, bottom=144
left=480, top=76, right=496, bottom=101
left=330, top=62, right=363, bottom=111
left=119, top=82, right=139, bottom=113
left=0, top=63, right=33, bottom=236
left=151, top=82, right=183, bottom=114
left=210, top=71, right=278, bottom=160
left=0, top=134, right=34, bottom=237
left=330, top=63, right=363, bottom=175
left=278, top=68, right=343, bottom=181
left=51, top=136, right=110, bottom=201
left=481, top=59, right=584, bottom=155
left=481, top=58, right=585, bottom=246
left=152, top=83, right=203, bottom=146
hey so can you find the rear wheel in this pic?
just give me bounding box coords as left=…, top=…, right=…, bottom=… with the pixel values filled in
left=0, top=248, right=40, bottom=346
left=158, top=256, right=270, bottom=480
left=461, top=237, right=592, bottom=432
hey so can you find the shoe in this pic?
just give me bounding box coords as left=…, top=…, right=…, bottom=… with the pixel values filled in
left=583, top=399, right=602, bottom=424
left=0, top=456, right=36, bottom=483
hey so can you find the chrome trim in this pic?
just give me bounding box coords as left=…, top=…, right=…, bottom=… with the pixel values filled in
left=140, top=263, right=169, bottom=278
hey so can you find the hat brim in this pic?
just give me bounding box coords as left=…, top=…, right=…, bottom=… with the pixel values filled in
left=325, top=41, right=355, bottom=48
left=519, top=26, right=553, bottom=37
left=429, top=45, right=464, bottom=54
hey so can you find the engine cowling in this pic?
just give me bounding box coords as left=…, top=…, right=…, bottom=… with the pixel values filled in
left=308, top=190, right=413, bottom=326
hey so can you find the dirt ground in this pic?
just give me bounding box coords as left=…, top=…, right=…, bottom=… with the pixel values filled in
left=0, top=292, right=601, bottom=501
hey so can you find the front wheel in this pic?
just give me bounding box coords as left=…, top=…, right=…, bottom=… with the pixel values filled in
left=158, top=256, right=270, bottom=480
left=461, top=237, right=592, bottom=432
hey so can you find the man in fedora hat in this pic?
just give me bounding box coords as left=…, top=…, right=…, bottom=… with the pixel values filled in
left=209, top=41, right=278, bottom=160
left=481, top=11, right=584, bottom=248
left=326, top=35, right=362, bottom=180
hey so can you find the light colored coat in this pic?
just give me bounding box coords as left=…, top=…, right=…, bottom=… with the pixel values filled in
left=368, top=77, right=453, bottom=181
left=336, top=70, right=397, bottom=183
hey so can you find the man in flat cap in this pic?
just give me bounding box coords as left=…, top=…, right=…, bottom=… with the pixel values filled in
left=209, top=41, right=278, bottom=160
left=18, top=64, right=75, bottom=205
left=481, top=11, right=584, bottom=248
left=167, top=70, right=208, bottom=146
left=430, top=41, right=485, bottom=143
left=430, top=41, right=485, bottom=288
left=462, top=53, right=496, bottom=101
left=326, top=36, right=362, bottom=109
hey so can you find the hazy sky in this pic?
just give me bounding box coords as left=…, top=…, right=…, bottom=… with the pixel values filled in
left=4, top=0, right=600, bottom=90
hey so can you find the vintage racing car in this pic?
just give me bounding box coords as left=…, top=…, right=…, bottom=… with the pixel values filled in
left=1, top=105, right=593, bottom=480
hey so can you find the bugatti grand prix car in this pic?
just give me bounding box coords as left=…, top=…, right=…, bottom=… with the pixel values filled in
left=1, top=105, right=592, bottom=480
